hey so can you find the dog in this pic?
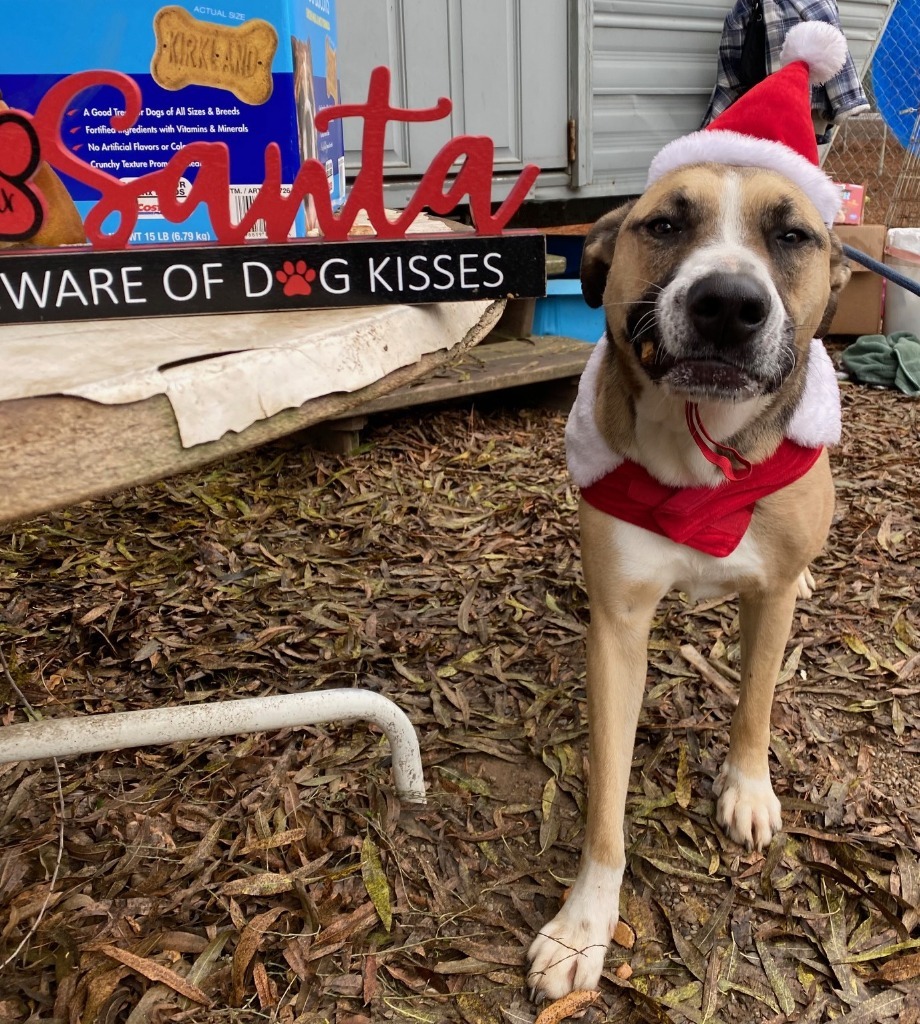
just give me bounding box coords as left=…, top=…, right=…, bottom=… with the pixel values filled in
left=526, top=160, right=851, bottom=1000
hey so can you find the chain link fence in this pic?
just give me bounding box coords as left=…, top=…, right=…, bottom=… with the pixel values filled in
left=823, top=0, right=920, bottom=228
left=823, top=112, right=902, bottom=226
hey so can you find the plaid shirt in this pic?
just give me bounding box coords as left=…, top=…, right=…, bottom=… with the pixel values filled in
left=702, top=0, right=870, bottom=129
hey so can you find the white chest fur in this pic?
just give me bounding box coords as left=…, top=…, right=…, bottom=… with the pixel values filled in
left=626, top=385, right=769, bottom=488
left=605, top=514, right=766, bottom=601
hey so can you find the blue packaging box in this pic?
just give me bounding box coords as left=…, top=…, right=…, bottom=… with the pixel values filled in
left=0, top=0, right=344, bottom=244
left=533, top=278, right=605, bottom=344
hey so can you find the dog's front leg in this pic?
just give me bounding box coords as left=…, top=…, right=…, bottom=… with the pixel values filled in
left=715, top=584, right=799, bottom=849
left=528, top=514, right=661, bottom=1000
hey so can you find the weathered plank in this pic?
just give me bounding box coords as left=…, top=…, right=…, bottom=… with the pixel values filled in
left=0, top=302, right=504, bottom=525
left=345, top=335, right=593, bottom=416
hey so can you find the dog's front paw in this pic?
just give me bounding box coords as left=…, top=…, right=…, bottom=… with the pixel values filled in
left=714, top=763, right=782, bottom=849
left=527, top=864, right=622, bottom=1001
left=527, top=908, right=614, bottom=1001
left=796, top=567, right=816, bottom=599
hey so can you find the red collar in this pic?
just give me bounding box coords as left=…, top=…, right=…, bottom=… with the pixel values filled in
left=580, top=440, right=824, bottom=557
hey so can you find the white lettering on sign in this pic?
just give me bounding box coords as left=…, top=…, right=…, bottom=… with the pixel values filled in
left=202, top=263, right=225, bottom=299
left=482, top=252, right=504, bottom=288
left=243, top=261, right=273, bottom=297
left=163, top=265, right=197, bottom=301
left=89, top=268, right=120, bottom=305
left=56, top=269, right=90, bottom=307
left=369, top=257, right=394, bottom=294
left=361, top=252, right=505, bottom=295
left=320, top=258, right=350, bottom=294
left=122, top=267, right=147, bottom=304
left=408, top=255, right=430, bottom=292
left=432, top=254, right=455, bottom=290
left=0, top=265, right=159, bottom=309
left=0, top=271, right=52, bottom=309
left=459, top=253, right=478, bottom=290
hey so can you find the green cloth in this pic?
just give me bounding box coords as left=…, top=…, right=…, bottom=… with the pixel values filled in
left=841, top=332, right=920, bottom=396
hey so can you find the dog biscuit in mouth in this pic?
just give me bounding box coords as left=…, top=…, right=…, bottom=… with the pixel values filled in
left=151, top=6, right=278, bottom=106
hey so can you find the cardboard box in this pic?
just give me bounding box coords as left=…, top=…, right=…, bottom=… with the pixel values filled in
left=0, top=0, right=343, bottom=244
left=834, top=182, right=866, bottom=225
left=829, top=224, right=886, bottom=336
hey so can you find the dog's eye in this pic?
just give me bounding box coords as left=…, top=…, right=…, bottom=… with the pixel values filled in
left=778, top=228, right=810, bottom=246
left=647, top=218, right=678, bottom=237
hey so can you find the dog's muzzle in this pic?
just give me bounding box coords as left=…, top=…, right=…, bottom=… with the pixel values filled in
left=685, top=272, right=770, bottom=350
left=632, top=268, right=793, bottom=399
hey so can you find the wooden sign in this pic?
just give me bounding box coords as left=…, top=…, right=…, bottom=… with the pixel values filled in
left=0, top=232, right=545, bottom=325
left=0, top=65, right=547, bottom=325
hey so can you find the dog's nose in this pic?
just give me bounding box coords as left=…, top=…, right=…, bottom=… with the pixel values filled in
left=686, top=273, right=770, bottom=347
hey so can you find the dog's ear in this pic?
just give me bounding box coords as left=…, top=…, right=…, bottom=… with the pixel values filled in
left=815, top=229, right=852, bottom=338
left=580, top=200, right=636, bottom=309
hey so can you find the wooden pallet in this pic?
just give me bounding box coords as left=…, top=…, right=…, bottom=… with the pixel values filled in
left=312, top=334, right=593, bottom=451
left=0, top=302, right=506, bottom=524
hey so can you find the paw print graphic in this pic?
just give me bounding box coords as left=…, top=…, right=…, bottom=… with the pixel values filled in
left=275, top=260, right=317, bottom=297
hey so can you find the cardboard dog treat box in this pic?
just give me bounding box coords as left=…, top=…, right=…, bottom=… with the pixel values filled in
left=0, top=0, right=344, bottom=244
left=833, top=182, right=866, bottom=226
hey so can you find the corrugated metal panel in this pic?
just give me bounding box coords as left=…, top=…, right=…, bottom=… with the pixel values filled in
left=838, top=0, right=896, bottom=66
left=588, top=0, right=894, bottom=198
left=590, top=1, right=732, bottom=195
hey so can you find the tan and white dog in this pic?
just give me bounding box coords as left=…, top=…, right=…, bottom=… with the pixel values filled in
left=527, top=20, right=855, bottom=999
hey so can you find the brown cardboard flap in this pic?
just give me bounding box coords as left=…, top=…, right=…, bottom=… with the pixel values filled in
left=829, top=225, right=887, bottom=336
left=835, top=224, right=886, bottom=257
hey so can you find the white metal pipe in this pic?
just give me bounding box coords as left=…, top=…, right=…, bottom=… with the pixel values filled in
left=0, top=688, right=426, bottom=804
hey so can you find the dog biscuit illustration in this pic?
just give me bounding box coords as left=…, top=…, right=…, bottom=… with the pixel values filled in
left=152, top=6, right=277, bottom=106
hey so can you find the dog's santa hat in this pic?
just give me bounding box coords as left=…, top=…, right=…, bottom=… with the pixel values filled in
left=647, top=21, right=849, bottom=226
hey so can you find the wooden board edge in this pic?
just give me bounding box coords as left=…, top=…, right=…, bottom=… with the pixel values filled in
left=0, top=300, right=505, bottom=524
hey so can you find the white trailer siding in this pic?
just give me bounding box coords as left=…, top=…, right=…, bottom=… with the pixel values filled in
left=588, top=1, right=734, bottom=197
left=577, top=0, right=893, bottom=200
left=338, top=0, right=895, bottom=203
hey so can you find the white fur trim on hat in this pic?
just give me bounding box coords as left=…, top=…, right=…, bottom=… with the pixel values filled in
left=780, top=21, right=848, bottom=85
left=566, top=337, right=840, bottom=487
left=647, top=129, right=842, bottom=225
left=785, top=339, right=841, bottom=447
left=565, top=334, right=624, bottom=488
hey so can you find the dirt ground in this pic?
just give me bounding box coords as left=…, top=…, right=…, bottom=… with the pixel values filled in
left=1, top=347, right=919, bottom=1024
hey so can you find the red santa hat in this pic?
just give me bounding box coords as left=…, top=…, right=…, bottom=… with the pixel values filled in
left=647, top=21, right=849, bottom=226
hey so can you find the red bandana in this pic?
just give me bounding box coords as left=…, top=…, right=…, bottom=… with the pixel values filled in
left=580, top=440, right=824, bottom=557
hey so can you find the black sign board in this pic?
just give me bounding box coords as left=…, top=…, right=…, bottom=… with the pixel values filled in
left=0, top=233, right=546, bottom=327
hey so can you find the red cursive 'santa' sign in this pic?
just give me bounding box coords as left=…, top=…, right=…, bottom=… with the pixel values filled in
left=6, top=67, right=540, bottom=250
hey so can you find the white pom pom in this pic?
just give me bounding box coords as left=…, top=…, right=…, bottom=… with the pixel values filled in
left=779, top=21, right=849, bottom=84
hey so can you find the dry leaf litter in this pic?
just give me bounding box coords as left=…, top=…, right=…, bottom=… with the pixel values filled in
left=1, top=357, right=919, bottom=1024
